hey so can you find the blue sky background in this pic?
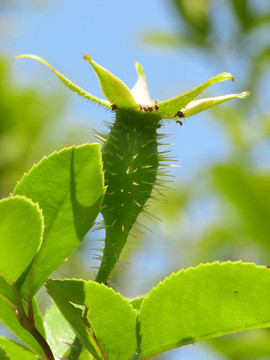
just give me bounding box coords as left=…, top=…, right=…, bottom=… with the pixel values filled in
left=1, top=1, right=259, bottom=359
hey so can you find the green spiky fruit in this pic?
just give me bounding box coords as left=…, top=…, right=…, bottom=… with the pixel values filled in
left=96, top=110, right=161, bottom=283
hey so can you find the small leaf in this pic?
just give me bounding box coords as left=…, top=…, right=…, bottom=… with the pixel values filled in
left=14, top=144, right=105, bottom=299
left=0, top=337, right=37, bottom=360
left=158, top=72, right=234, bottom=119
left=44, top=304, right=75, bottom=359
left=0, top=196, right=43, bottom=284
left=47, top=279, right=138, bottom=360
left=84, top=54, right=138, bottom=110
left=0, top=298, right=45, bottom=357
left=13, top=54, right=110, bottom=108
left=180, top=91, right=250, bottom=118
left=139, top=262, right=270, bottom=359
left=129, top=295, right=145, bottom=311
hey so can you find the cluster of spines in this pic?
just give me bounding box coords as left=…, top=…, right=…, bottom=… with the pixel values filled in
left=91, top=112, right=177, bottom=283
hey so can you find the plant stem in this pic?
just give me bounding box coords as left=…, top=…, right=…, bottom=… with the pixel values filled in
left=30, top=325, right=55, bottom=360
left=11, top=283, right=55, bottom=360
left=14, top=308, right=55, bottom=360
left=66, top=335, right=83, bottom=360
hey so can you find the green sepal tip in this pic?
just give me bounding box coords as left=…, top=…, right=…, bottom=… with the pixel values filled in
left=178, top=91, right=251, bottom=118
left=158, top=72, right=235, bottom=119
left=84, top=54, right=138, bottom=110
left=12, top=54, right=110, bottom=108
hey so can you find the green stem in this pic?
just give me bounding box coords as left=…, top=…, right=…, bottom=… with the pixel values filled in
left=14, top=307, right=55, bottom=360
left=66, top=335, right=84, bottom=360
left=10, top=283, right=55, bottom=360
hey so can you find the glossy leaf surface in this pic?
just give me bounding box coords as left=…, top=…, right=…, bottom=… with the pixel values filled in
left=14, top=144, right=104, bottom=299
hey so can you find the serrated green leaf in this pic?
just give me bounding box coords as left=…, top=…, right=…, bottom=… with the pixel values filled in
left=44, top=304, right=75, bottom=358
left=84, top=54, right=138, bottom=110
left=46, top=279, right=137, bottom=360
left=0, top=298, right=45, bottom=357
left=158, top=72, right=234, bottom=119
left=13, top=144, right=105, bottom=299
left=0, top=337, right=37, bottom=360
left=139, top=261, right=270, bottom=359
left=13, top=54, right=110, bottom=108
left=0, top=196, right=43, bottom=285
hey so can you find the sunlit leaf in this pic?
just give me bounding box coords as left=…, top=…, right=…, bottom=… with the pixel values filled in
left=47, top=279, right=137, bottom=360
left=139, top=262, right=270, bottom=359
left=14, top=144, right=105, bottom=299
left=0, top=337, right=37, bottom=360
left=0, top=196, right=43, bottom=285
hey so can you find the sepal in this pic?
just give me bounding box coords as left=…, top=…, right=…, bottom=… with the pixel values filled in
left=158, top=72, right=235, bottom=119
left=178, top=91, right=250, bottom=118
left=84, top=54, right=138, bottom=110
left=13, top=54, right=110, bottom=108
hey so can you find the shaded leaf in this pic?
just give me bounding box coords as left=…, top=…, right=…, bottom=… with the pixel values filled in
left=229, top=0, right=251, bottom=31
left=47, top=279, right=137, bottom=360
left=0, top=275, right=15, bottom=306
left=14, top=144, right=105, bottom=299
left=139, top=262, right=270, bottom=359
left=172, top=0, right=211, bottom=36
left=209, top=329, right=270, bottom=360
left=212, top=164, right=270, bottom=246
